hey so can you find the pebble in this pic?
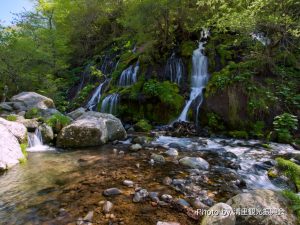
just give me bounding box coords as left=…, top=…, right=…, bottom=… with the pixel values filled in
left=158, top=201, right=169, bottom=207
left=119, top=151, right=125, bottom=155
left=133, top=189, right=149, bottom=202
left=123, top=180, right=134, bottom=187
left=103, top=188, right=122, bottom=196
left=136, top=163, right=140, bottom=168
left=149, top=192, right=159, bottom=202
left=157, top=222, right=181, bottom=225
left=77, top=211, right=93, bottom=225
left=103, top=201, right=113, bottom=213
left=161, top=194, right=173, bottom=203
left=175, top=198, right=190, bottom=208
left=113, top=148, right=118, bottom=154
left=162, top=177, right=172, bottom=186
left=165, top=148, right=178, bottom=156
left=151, top=154, right=166, bottom=163
left=130, top=143, right=142, bottom=151
left=192, top=198, right=209, bottom=209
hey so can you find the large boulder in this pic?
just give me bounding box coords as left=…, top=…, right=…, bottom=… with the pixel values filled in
left=226, top=189, right=297, bottom=225
left=0, top=118, right=27, bottom=143
left=16, top=117, right=39, bottom=132
left=57, top=112, right=127, bottom=148
left=201, top=203, right=236, bottom=225
left=11, top=92, right=55, bottom=110
left=0, top=124, right=24, bottom=170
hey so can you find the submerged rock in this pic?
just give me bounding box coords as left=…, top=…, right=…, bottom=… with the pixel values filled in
left=57, top=112, right=126, bottom=148
left=103, top=188, right=123, bottom=196
left=179, top=157, right=209, bottom=170
left=226, top=189, right=297, bottom=225
left=133, top=189, right=149, bottom=202
left=129, top=143, right=142, bottom=151
left=165, top=148, right=179, bottom=156
left=0, top=118, right=27, bottom=143
left=0, top=124, right=24, bottom=170
left=201, top=203, right=235, bottom=225
left=151, top=154, right=165, bottom=163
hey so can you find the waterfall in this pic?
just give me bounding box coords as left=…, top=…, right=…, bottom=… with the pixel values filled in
left=27, top=128, right=53, bottom=152
left=86, top=79, right=110, bottom=111
left=250, top=32, right=270, bottom=46
left=165, top=53, right=184, bottom=85
left=177, top=41, right=209, bottom=123
left=101, top=93, right=120, bottom=114
left=118, top=61, right=139, bottom=86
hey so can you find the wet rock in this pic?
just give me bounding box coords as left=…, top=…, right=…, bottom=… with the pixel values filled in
left=0, top=118, right=27, bottom=143
left=158, top=201, right=169, bottom=207
left=149, top=192, right=159, bottom=202
left=161, top=194, right=173, bottom=203
left=163, top=177, right=172, bottom=186
left=157, top=222, right=180, bottom=225
left=17, top=118, right=39, bottom=132
left=133, top=189, right=149, bottom=202
left=103, top=188, right=122, bottom=196
left=151, top=154, right=165, bottom=163
left=192, top=198, right=209, bottom=209
left=77, top=211, right=93, bottom=225
left=0, top=124, right=24, bottom=170
left=130, top=143, right=142, bottom=151
left=132, top=136, right=148, bottom=145
left=165, top=148, right=178, bottom=156
left=175, top=198, right=190, bottom=208
left=0, top=102, right=13, bottom=112
left=39, top=123, right=54, bottom=144
left=67, top=107, right=86, bottom=120
left=179, top=157, right=209, bottom=170
left=103, top=201, right=113, bottom=213
left=168, top=143, right=182, bottom=150
left=123, top=180, right=134, bottom=187
left=172, top=179, right=186, bottom=186
left=201, top=203, right=235, bottom=225
left=226, top=189, right=297, bottom=225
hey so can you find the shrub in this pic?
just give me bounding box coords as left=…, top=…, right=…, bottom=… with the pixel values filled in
left=207, top=112, right=224, bottom=131
left=6, top=115, right=17, bottom=121
left=46, top=113, right=71, bottom=132
left=250, top=121, right=265, bottom=138
left=273, top=113, right=298, bottom=143
left=134, top=119, right=152, bottom=132
left=228, top=130, right=249, bottom=139
left=276, top=158, right=300, bottom=191
left=25, top=108, right=40, bottom=119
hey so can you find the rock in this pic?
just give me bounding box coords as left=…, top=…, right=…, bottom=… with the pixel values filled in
left=77, top=211, right=93, bottom=225
left=67, top=107, right=86, bottom=120
left=192, top=198, right=209, bottom=209
left=161, top=194, right=173, bottom=203
left=163, top=177, right=172, bottom=186
left=165, top=148, right=178, bottom=156
left=149, top=192, right=159, bottom=202
left=39, top=123, right=54, bottom=144
left=132, top=136, right=148, bottom=145
left=16, top=118, right=39, bottom=132
left=11, top=102, right=27, bottom=112
left=11, top=92, right=55, bottom=110
left=103, top=201, right=113, bottom=213
left=226, top=189, right=297, bottom=225
left=175, top=198, right=190, bottom=208
left=151, top=154, right=165, bottom=163
left=201, top=203, right=235, bottom=225
left=123, top=180, right=134, bottom=187
left=0, top=124, right=24, bottom=170
left=179, top=157, right=209, bottom=170
left=157, top=222, right=180, bottom=225
left=0, top=102, right=13, bottom=112
left=130, top=143, right=142, bottom=151
left=133, top=189, right=149, bottom=202
left=103, top=188, right=122, bottom=196
left=39, top=108, right=63, bottom=120
left=128, top=127, right=135, bottom=132
left=0, top=118, right=27, bottom=143
left=57, top=112, right=126, bottom=148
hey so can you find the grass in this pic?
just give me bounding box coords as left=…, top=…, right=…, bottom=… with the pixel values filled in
left=276, top=158, right=300, bottom=191
left=6, top=115, right=17, bottom=121
left=282, top=190, right=300, bottom=222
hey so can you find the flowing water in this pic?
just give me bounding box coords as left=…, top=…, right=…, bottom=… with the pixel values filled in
left=100, top=93, right=120, bottom=114
left=165, top=53, right=184, bottom=85
left=27, top=129, right=54, bottom=152
left=118, top=61, right=139, bottom=87
left=177, top=42, right=209, bottom=123
left=86, top=79, right=110, bottom=111
left=0, top=135, right=299, bottom=224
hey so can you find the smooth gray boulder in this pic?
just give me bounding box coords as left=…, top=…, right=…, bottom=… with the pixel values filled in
left=226, top=189, right=297, bottom=225
left=0, top=118, right=27, bottom=143
left=179, top=157, right=209, bottom=170
left=201, top=203, right=235, bottom=225
left=0, top=124, right=24, bottom=170
left=67, top=107, right=86, bottom=120
left=0, top=102, right=13, bottom=112
left=57, top=112, right=126, bottom=148
left=11, top=92, right=55, bottom=110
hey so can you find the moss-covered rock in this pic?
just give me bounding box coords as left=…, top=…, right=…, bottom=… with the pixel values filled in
left=134, top=119, right=152, bottom=132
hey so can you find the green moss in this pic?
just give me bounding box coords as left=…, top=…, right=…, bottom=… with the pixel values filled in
left=282, top=190, right=300, bottom=222
left=207, top=112, right=225, bottom=132
left=46, top=113, right=71, bottom=132
left=25, top=108, right=40, bottom=119
left=6, top=115, right=17, bottom=121
left=276, top=158, right=300, bottom=191
left=250, top=121, right=265, bottom=138
left=134, top=119, right=152, bottom=132
left=19, top=143, right=28, bottom=164
left=228, top=130, right=249, bottom=139
left=181, top=41, right=196, bottom=57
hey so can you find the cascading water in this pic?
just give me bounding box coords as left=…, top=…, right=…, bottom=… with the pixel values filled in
left=27, top=128, right=53, bottom=152
left=177, top=41, right=209, bottom=123
left=86, top=79, right=110, bottom=111
left=250, top=32, right=270, bottom=46
left=118, top=61, right=139, bottom=86
left=165, top=53, right=184, bottom=85
left=101, top=93, right=119, bottom=114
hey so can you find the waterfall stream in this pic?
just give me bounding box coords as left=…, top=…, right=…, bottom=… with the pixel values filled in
left=86, top=79, right=110, bottom=111
left=27, top=128, right=53, bottom=152
left=177, top=41, right=209, bottom=123
left=118, top=61, right=139, bottom=87
left=101, top=93, right=120, bottom=114
left=165, top=53, right=184, bottom=85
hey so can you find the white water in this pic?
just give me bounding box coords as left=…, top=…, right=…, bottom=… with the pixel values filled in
left=86, top=79, right=109, bottom=111
left=178, top=42, right=209, bottom=122
left=118, top=61, right=139, bottom=86
left=165, top=53, right=184, bottom=85
left=101, top=93, right=119, bottom=114
left=250, top=32, right=270, bottom=46
left=27, top=128, right=54, bottom=152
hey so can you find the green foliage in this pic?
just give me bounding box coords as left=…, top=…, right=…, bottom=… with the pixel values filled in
left=46, top=113, right=71, bottom=132
left=25, top=108, right=40, bottom=119
left=6, top=115, right=17, bottom=121
left=250, top=121, right=265, bottom=138
left=134, top=119, right=152, bottom=132
left=207, top=112, right=224, bottom=132
left=273, top=113, right=298, bottom=143
left=70, top=84, right=97, bottom=109
left=20, top=143, right=28, bottom=158
left=282, top=190, right=300, bottom=222
left=181, top=41, right=196, bottom=57
left=228, top=130, right=249, bottom=139
left=276, top=158, right=300, bottom=192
